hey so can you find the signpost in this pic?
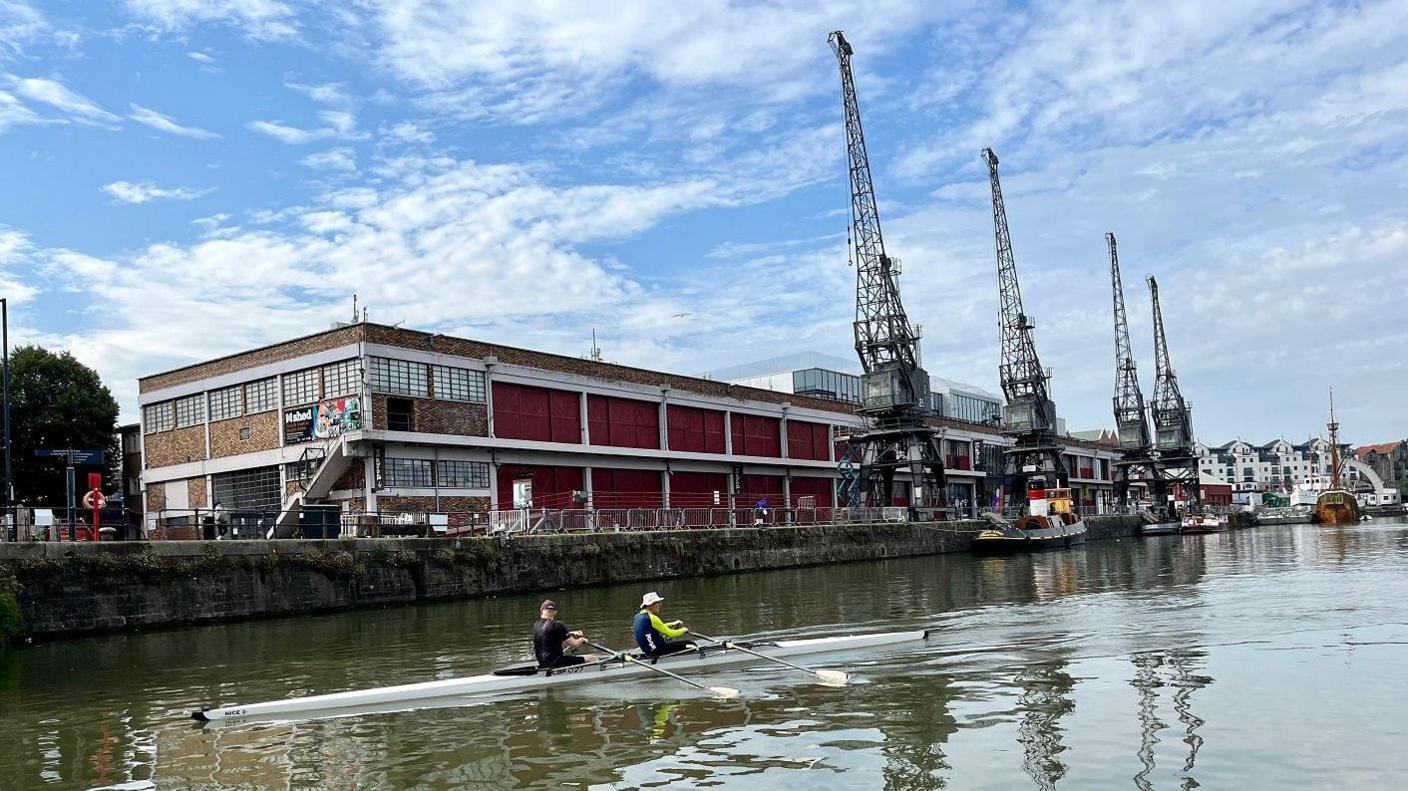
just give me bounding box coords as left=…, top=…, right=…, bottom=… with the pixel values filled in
left=34, top=449, right=105, bottom=541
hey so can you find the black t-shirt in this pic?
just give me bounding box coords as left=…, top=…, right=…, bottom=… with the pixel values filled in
left=533, top=617, right=571, bottom=666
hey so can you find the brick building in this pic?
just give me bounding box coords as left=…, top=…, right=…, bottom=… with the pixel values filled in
left=136, top=322, right=1123, bottom=532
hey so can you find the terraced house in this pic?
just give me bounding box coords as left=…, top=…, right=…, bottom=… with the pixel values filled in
left=136, top=321, right=1123, bottom=535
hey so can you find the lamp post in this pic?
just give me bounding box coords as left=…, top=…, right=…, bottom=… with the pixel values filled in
left=2, top=298, right=10, bottom=506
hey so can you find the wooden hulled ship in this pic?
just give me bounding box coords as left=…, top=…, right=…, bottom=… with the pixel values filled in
left=1315, top=388, right=1360, bottom=526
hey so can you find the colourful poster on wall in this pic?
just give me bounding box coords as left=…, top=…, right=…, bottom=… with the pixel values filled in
left=284, top=397, right=363, bottom=445
left=315, top=397, right=362, bottom=439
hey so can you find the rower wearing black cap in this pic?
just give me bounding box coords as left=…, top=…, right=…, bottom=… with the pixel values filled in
left=533, top=600, right=597, bottom=669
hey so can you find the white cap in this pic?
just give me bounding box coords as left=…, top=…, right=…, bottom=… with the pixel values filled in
left=640, top=591, right=665, bottom=607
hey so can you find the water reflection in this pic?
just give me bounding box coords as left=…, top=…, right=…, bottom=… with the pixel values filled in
left=2, top=520, right=1407, bottom=789
left=1014, top=651, right=1076, bottom=790
left=1131, top=653, right=1165, bottom=791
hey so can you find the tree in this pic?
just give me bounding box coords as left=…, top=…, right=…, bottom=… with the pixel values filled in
left=6, top=346, right=119, bottom=505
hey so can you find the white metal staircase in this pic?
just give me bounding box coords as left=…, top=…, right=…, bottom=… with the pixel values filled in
left=272, top=435, right=355, bottom=537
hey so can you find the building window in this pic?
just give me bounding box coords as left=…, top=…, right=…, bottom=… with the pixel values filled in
left=208, top=385, right=243, bottom=422
left=438, top=460, right=490, bottom=488
left=432, top=365, right=486, bottom=403
left=245, top=377, right=278, bottom=414
left=174, top=394, right=205, bottom=428
left=384, top=458, right=433, bottom=487
left=370, top=357, right=429, bottom=397
left=387, top=397, right=414, bottom=431
left=322, top=359, right=361, bottom=398
left=212, top=465, right=282, bottom=512
left=283, top=368, right=321, bottom=406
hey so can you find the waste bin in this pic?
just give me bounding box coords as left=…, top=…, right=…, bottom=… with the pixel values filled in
left=299, top=505, right=341, bottom=539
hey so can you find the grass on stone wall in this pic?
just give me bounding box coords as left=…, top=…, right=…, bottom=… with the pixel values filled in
left=0, top=564, right=19, bottom=646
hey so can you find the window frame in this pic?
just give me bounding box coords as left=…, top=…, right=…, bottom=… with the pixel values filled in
left=244, top=377, right=279, bottom=414
left=384, top=457, right=434, bottom=488
left=174, top=394, right=205, bottom=428
left=437, top=459, right=491, bottom=489
left=282, top=368, right=322, bottom=406
left=322, top=359, right=361, bottom=398
left=208, top=385, right=243, bottom=422
left=143, top=402, right=174, bottom=434
left=370, top=357, right=429, bottom=398
left=431, top=364, right=486, bottom=403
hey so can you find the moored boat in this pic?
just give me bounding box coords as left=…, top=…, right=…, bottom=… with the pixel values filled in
left=1256, top=506, right=1313, bottom=525
left=974, top=487, right=1087, bottom=552
left=193, top=630, right=926, bottom=724
left=1139, top=521, right=1180, bottom=535
left=1181, top=513, right=1229, bottom=533
left=1315, top=388, right=1361, bottom=526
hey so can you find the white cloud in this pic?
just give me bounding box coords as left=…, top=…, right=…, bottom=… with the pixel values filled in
left=9, top=75, right=119, bottom=126
left=248, top=109, right=363, bottom=143
left=368, top=0, right=952, bottom=123
left=186, top=51, right=215, bottom=64
left=300, top=146, right=356, bottom=172
left=0, top=228, right=40, bottom=302
left=128, top=103, right=219, bottom=139
left=0, top=88, right=38, bottom=130
left=382, top=121, right=433, bottom=145
left=1, top=0, right=45, bottom=53
left=102, top=180, right=212, bottom=203
left=286, top=81, right=349, bottom=105
left=123, top=0, right=297, bottom=41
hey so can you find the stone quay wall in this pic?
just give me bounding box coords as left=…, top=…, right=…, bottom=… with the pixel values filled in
left=1, top=516, right=1143, bottom=642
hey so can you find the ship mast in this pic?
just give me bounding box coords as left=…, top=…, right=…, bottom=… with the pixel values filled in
left=1327, top=387, right=1342, bottom=489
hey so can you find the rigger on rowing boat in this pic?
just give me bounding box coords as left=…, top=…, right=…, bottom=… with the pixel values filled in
left=191, top=592, right=929, bottom=723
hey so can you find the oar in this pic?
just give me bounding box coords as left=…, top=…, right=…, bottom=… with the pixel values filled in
left=588, top=642, right=739, bottom=700
left=691, top=632, right=849, bottom=686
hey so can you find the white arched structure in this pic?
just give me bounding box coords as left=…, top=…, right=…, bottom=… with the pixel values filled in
left=1343, top=459, right=1402, bottom=506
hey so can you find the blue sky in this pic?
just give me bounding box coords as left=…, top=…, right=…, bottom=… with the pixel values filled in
left=0, top=0, right=1406, bottom=444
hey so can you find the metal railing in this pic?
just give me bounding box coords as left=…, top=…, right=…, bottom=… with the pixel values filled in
left=1, top=505, right=139, bottom=542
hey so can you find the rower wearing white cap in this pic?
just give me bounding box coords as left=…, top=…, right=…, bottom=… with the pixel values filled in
left=633, top=591, right=694, bottom=659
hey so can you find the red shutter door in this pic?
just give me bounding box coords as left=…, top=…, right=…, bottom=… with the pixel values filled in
left=497, top=464, right=583, bottom=508
left=702, top=409, right=726, bottom=453
left=789, top=476, right=834, bottom=507
left=587, top=394, right=609, bottom=445
left=548, top=390, right=581, bottom=443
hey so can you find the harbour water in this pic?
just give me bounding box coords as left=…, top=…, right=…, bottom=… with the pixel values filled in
left=2, top=519, right=1407, bottom=789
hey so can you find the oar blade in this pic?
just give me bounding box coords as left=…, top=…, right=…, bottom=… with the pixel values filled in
left=709, top=686, right=740, bottom=700
left=815, top=669, right=849, bottom=687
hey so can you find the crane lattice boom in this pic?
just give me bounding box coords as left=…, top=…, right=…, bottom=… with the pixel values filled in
left=1109, top=232, right=1150, bottom=452
left=828, top=30, right=945, bottom=514
left=1148, top=275, right=1192, bottom=452
left=984, top=148, right=1054, bottom=435
left=830, top=31, right=928, bottom=414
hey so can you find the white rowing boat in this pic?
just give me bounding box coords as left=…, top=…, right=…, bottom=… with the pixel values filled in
left=193, top=630, right=928, bottom=723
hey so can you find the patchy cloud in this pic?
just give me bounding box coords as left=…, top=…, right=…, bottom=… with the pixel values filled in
left=128, top=103, right=219, bottom=139
left=8, top=75, right=118, bottom=126
left=102, top=180, right=213, bottom=203
left=123, top=0, right=298, bottom=41
left=300, top=146, right=355, bottom=172
left=248, top=109, right=362, bottom=143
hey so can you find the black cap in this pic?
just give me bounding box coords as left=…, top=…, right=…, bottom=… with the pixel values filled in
left=540, top=600, right=558, bottom=611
